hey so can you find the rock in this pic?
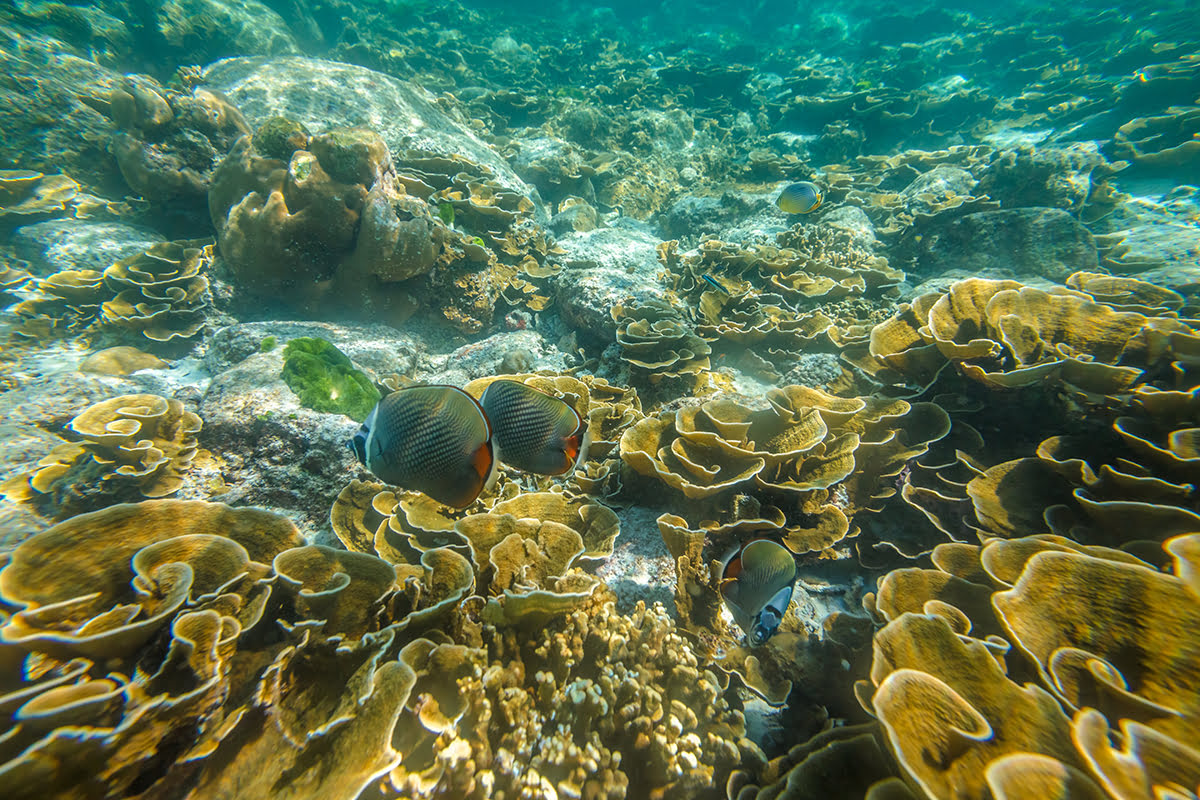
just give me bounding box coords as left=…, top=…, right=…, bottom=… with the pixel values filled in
left=206, top=320, right=422, bottom=378
left=915, top=207, right=1098, bottom=282
left=11, top=219, right=164, bottom=277
left=200, top=347, right=360, bottom=540
left=552, top=223, right=665, bottom=342
left=503, top=135, right=596, bottom=208
left=419, top=330, right=570, bottom=387
left=551, top=199, right=600, bottom=234
left=658, top=192, right=756, bottom=242
left=0, top=27, right=124, bottom=189
left=203, top=56, right=540, bottom=209
left=156, top=0, right=298, bottom=62
left=819, top=205, right=878, bottom=246
left=900, top=165, right=977, bottom=215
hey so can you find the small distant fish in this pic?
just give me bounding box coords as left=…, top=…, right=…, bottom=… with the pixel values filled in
left=701, top=274, right=730, bottom=295
left=719, top=539, right=797, bottom=646
left=349, top=385, right=497, bottom=508
left=775, top=181, right=824, bottom=215
left=480, top=379, right=590, bottom=475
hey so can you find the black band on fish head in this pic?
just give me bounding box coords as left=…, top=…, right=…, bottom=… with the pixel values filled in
left=349, top=425, right=369, bottom=466
left=750, top=608, right=783, bottom=647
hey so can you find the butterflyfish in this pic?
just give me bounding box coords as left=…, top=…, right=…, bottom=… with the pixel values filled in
left=349, top=385, right=496, bottom=508
left=775, top=181, right=823, bottom=215
left=479, top=379, right=590, bottom=475
left=719, top=539, right=797, bottom=646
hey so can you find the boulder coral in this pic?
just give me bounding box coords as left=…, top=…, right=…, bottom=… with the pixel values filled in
left=209, top=118, right=556, bottom=333
left=81, top=77, right=250, bottom=205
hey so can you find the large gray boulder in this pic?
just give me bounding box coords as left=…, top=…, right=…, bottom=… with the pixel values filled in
left=11, top=220, right=164, bottom=277
left=915, top=207, right=1098, bottom=282
left=552, top=223, right=665, bottom=343
left=203, top=56, right=538, bottom=204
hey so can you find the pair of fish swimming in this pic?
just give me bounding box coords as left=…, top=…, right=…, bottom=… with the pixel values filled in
left=350, top=379, right=794, bottom=646
left=349, top=379, right=589, bottom=508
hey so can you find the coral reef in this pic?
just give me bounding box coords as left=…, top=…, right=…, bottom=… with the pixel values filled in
left=0, top=499, right=762, bottom=799
left=12, top=239, right=213, bottom=344
left=81, top=76, right=250, bottom=208
left=3, top=1, right=1200, bottom=797
left=2, top=394, right=203, bottom=516
left=858, top=533, right=1200, bottom=800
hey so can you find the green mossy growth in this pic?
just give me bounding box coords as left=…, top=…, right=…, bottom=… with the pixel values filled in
left=437, top=202, right=455, bottom=226
left=253, top=116, right=310, bottom=161
left=260, top=335, right=277, bottom=352
left=281, top=337, right=381, bottom=420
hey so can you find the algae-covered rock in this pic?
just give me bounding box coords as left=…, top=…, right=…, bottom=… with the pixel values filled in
left=280, top=337, right=381, bottom=420
left=250, top=115, right=310, bottom=161
left=913, top=207, right=1099, bottom=281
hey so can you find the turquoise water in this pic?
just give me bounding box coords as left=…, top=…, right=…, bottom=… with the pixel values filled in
left=0, top=2, right=1197, bottom=799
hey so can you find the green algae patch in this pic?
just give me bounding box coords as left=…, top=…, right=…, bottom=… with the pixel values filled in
left=260, top=335, right=277, bottom=352
left=281, top=337, right=380, bottom=420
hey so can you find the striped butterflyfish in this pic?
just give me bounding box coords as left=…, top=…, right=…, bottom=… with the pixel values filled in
left=479, top=379, right=590, bottom=475
left=349, top=385, right=496, bottom=509
left=718, top=539, right=797, bottom=646
left=775, top=181, right=823, bottom=215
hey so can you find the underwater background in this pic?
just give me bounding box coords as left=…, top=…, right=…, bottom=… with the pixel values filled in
left=0, top=0, right=1198, bottom=797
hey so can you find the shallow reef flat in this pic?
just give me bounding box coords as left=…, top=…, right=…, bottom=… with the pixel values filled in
left=0, top=1, right=1198, bottom=798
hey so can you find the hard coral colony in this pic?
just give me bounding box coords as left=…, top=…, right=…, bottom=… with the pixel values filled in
left=0, top=1, right=1199, bottom=799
